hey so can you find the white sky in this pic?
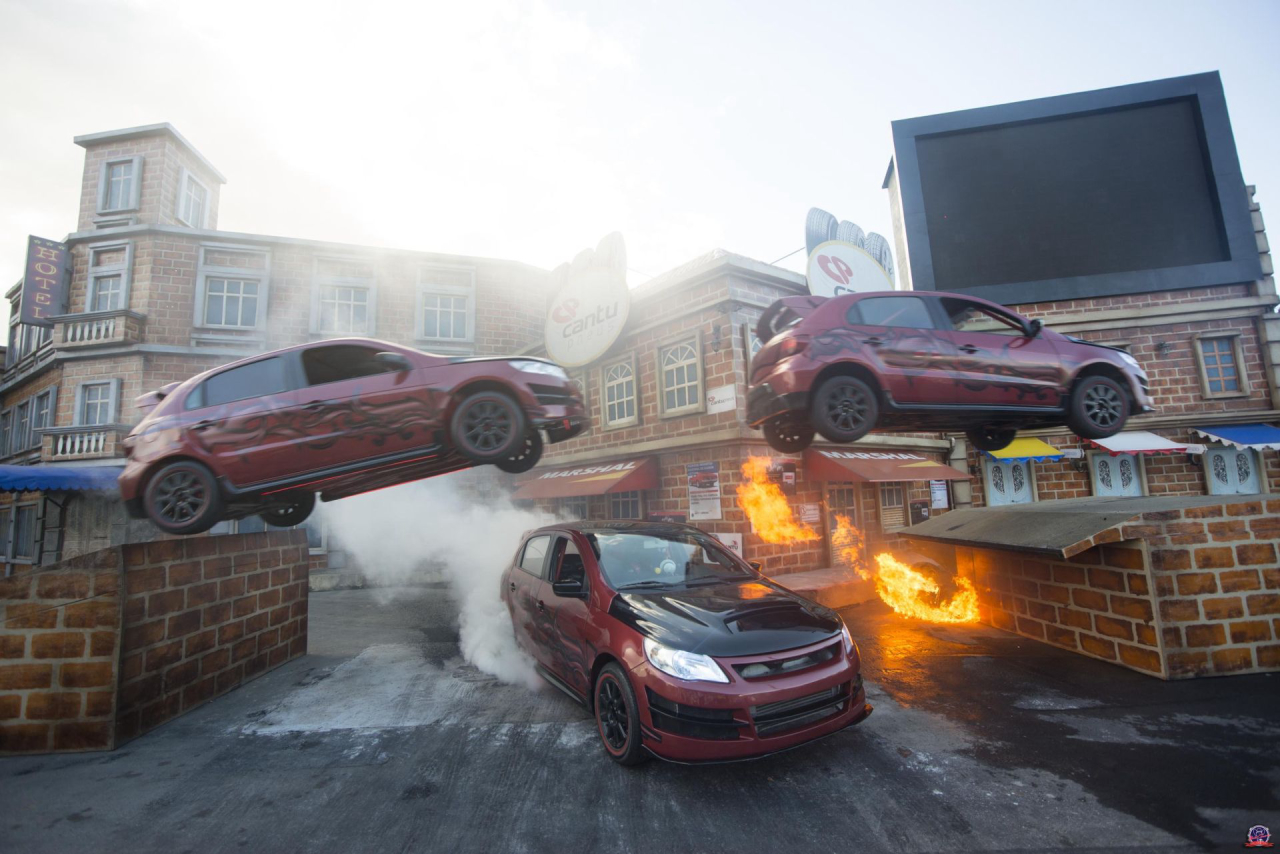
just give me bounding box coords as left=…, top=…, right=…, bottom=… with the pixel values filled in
left=1, top=0, right=1277, bottom=327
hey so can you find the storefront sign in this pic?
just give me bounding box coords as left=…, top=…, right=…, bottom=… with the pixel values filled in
left=544, top=232, right=631, bottom=367
left=706, top=384, right=736, bottom=414
left=806, top=240, right=893, bottom=298
left=930, top=480, right=949, bottom=509
left=21, top=235, right=70, bottom=327
left=686, top=461, right=722, bottom=521
left=768, top=460, right=797, bottom=495
left=713, top=532, right=743, bottom=559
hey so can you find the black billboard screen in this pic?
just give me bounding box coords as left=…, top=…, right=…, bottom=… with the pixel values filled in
left=915, top=98, right=1229, bottom=292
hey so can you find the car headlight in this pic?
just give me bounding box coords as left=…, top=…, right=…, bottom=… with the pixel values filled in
left=1118, top=351, right=1143, bottom=372
left=643, top=638, right=729, bottom=683
left=840, top=622, right=854, bottom=655
left=509, top=360, right=569, bottom=380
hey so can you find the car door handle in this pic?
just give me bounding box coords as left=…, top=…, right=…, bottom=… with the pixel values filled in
left=958, top=344, right=980, bottom=354
left=192, top=420, right=214, bottom=431
left=864, top=337, right=883, bottom=347
left=509, top=582, right=516, bottom=592
left=536, top=600, right=546, bottom=612
left=302, top=401, right=328, bottom=411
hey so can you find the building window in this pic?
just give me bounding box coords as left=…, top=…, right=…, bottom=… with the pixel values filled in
left=1090, top=452, right=1144, bottom=498
left=312, top=257, right=375, bottom=336
left=87, top=242, right=132, bottom=312
left=609, top=491, right=643, bottom=520
left=601, top=355, right=638, bottom=428
left=0, top=411, right=10, bottom=457
left=98, top=157, right=142, bottom=213
left=417, top=267, right=475, bottom=345
left=204, top=278, right=260, bottom=328
left=31, top=388, right=55, bottom=449
left=1204, top=447, right=1262, bottom=495
left=742, top=323, right=763, bottom=361
left=177, top=170, right=210, bottom=228
left=75, top=381, right=118, bottom=427
left=983, top=458, right=1035, bottom=506
left=194, top=245, right=270, bottom=332
left=12, top=504, right=37, bottom=562
left=658, top=335, right=704, bottom=417
left=319, top=285, right=371, bottom=334
left=7, top=293, right=53, bottom=368
left=13, top=402, right=30, bottom=453
left=878, top=483, right=906, bottom=530
left=560, top=496, right=588, bottom=520
left=1195, top=335, right=1248, bottom=398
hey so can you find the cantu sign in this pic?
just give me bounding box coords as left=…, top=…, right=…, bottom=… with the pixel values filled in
left=544, top=233, right=631, bottom=367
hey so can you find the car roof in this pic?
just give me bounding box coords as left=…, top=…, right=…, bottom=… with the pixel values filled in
left=525, top=520, right=711, bottom=538
left=184, top=337, right=413, bottom=386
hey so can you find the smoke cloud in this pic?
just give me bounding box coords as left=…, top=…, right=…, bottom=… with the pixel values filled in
left=316, top=476, right=554, bottom=691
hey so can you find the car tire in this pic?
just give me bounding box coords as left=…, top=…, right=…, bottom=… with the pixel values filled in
left=594, top=662, right=647, bottom=766
left=143, top=460, right=225, bottom=536
left=259, top=492, right=316, bottom=527
left=1067, top=375, right=1129, bottom=439
left=763, top=416, right=815, bottom=453
left=967, top=427, right=1017, bottom=453
left=450, top=391, right=527, bottom=463
left=810, top=375, right=879, bottom=443
left=496, top=430, right=543, bottom=474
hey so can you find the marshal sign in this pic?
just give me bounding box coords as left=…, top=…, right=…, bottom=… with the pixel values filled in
left=544, top=232, right=630, bottom=368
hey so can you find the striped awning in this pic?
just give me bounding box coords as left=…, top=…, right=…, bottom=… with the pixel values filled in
left=983, top=438, right=1064, bottom=462
left=1192, top=423, right=1280, bottom=450
left=1090, top=431, right=1190, bottom=456
left=511, top=457, right=659, bottom=499
left=0, top=464, right=121, bottom=493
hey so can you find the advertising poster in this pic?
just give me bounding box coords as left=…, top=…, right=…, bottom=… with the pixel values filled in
left=930, top=480, right=950, bottom=509
left=686, top=461, right=722, bottom=521
left=713, top=532, right=743, bottom=559
left=798, top=503, right=820, bottom=523
left=706, top=384, right=737, bottom=414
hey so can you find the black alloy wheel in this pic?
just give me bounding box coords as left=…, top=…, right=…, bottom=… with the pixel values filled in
left=810, top=375, right=880, bottom=443
left=144, top=460, right=225, bottom=536
left=763, top=416, right=815, bottom=453
left=259, top=492, right=316, bottom=527
left=594, top=662, right=646, bottom=766
left=450, top=391, right=527, bottom=463
left=496, top=430, right=543, bottom=474
left=967, top=426, right=1017, bottom=453
left=1067, top=375, right=1128, bottom=439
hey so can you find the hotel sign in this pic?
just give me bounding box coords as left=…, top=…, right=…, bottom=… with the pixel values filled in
left=21, top=235, right=70, bottom=327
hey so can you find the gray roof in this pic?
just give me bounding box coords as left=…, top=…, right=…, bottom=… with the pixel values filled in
left=74, top=123, right=227, bottom=184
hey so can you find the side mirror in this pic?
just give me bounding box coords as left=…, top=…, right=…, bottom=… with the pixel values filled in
left=749, top=560, right=763, bottom=571
left=1025, top=318, right=1043, bottom=338
left=374, top=351, right=412, bottom=372
left=552, top=578, right=587, bottom=599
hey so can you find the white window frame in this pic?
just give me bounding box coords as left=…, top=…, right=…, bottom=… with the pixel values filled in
left=0, top=410, right=10, bottom=458
left=31, top=386, right=57, bottom=448
left=176, top=168, right=211, bottom=229
left=6, top=502, right=38, bottom=565
left=600, top=353, right=639, bottom=430
left=657, top=333, right=705, bottom=418
left=1202, top=447, right=1267, bottom=496
left=560, top=496, right=589, bottom=521
left=878, top=483, right=906, bottom=531
left=741, top=322, right=764, bottom=363
left=194, top=244, right=271, bottom=331
left=12, top=401, right=31, bottom=454
left=0, top=506, right=10, bottom=575
left=982, top=457, right=1038, bottom=506
left=608, top=490, right=644, bottom=520
left=311, top=256, right=376, bottom=336
left=416, top=266, right=476, bottom=346
left=1088, top=451, right=1148, bottom=498
left=1194, top=334, right=1250, bottom=399
left=97, top=156, right=143, bottom=214
left=86, top=240, right=134, bottom=313
left=73, top=379, right=121, bottom=427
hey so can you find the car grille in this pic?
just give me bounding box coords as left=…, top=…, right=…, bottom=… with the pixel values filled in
left=732, top=641, right=839, bottom=680
left=751, top=682, right=848, bottom=737
left=529, top=383, right=577, bottom=407
left=646, top=689, right=742, bottom=741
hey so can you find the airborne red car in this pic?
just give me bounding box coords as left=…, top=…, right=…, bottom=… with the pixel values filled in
left=503, top=521, right=872, bottom=765
left=119, top=338, right=586, bottom=535
left=747, top=291, right=1153, bottom=453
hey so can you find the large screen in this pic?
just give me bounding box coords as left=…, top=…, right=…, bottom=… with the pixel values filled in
left=915, top=98, right=1229, bottom=292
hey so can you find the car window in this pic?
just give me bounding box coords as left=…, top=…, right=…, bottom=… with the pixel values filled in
left=588, top=529, right=753, bottom=590
left=518, top=535, right=551, bottom=578
left=849, top=296, right=935, bottom=330
left=550, top=537, right=587, bottom=585
left=194, top=357, right=292, bottom=409
left=941, top=298, right=1026, bottom=336
left=302, top=344, right=402, bottom=386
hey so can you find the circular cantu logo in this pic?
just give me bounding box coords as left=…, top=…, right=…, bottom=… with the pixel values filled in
left=544, top=234, right=631, bottom=367
left=806, top=240, right=894, bottom=298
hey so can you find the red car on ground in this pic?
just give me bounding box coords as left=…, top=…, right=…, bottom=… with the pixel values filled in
left=120, top=338, right=586, bottom=535
left=503, top=521, right=872, bottom=765
left=747, top=291, right=1153, bottom=453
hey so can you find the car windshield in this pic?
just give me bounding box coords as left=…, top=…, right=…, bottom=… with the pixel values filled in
left=586, top=529, right=755, bottom=590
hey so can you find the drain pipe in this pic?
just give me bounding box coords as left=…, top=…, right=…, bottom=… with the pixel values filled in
left=948, top=436, right=973, bottom=510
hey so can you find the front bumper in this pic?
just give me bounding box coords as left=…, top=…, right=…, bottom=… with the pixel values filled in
left=630, top=639, right=871, bottom=762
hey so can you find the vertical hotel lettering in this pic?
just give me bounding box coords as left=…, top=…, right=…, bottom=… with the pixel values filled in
left=21, top=235, right=70, bottom=326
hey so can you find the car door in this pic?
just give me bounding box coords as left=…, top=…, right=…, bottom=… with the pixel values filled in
left=184, top=354, right=304, bottom=487
left=542, top=534, right=595, bottom=697
left=934, top=296, right=1066, bottom=407
left=844, top=294, right=958, bottom=404
left=508, top=534, right=552, bottom=658
left=291, top=343, right=439, bottom=471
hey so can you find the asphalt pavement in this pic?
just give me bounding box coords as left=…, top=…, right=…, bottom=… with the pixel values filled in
left=2, top=585, right=1277, bottom=854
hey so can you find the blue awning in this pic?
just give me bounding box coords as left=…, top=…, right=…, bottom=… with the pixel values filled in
left=1193, top=424, right=1280, bottom=451
left=0, top=464, right=121, bottom=493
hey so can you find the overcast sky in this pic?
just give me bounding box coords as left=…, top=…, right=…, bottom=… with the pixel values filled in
left=1, top=0, right=1277, bottom=326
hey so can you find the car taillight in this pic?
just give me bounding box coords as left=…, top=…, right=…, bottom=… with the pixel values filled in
left=779, top=337, right=807, bottom=358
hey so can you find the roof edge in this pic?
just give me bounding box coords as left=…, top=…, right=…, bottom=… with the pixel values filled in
left=74, top=123, right=227, bottom=184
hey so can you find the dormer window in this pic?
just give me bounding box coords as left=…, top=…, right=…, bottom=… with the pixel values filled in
left=98, top=156, right=143, bottom=213
left=177, top=169, right=210, bottom=228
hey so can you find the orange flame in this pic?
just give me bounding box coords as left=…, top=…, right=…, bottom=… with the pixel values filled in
left=736, top=456, right=819, bottom=544
left=868, top=553, right=980, bottom=623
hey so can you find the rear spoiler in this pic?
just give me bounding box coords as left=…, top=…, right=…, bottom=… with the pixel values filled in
left=755, top=295, right=827, bottom=344
left=135, top=381, right=182, bottom=414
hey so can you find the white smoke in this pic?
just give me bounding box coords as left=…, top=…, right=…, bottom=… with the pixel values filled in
left=316, top=475, right=554, bottom=690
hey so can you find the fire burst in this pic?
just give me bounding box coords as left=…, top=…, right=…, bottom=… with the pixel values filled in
left=868, top=553, right=979, bottom=623
left=736, top=457, right=819, bottom=544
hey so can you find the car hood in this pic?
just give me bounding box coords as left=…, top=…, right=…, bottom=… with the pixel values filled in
left=609, top=580, right=842, bottom=657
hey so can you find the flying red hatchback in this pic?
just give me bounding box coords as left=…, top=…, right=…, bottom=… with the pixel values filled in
left=503, top=521, right=872, bottom=765
left=119, top=338, right=586, bottom=535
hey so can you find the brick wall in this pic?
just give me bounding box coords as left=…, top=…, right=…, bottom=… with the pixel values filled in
left=116, top=530, right=309, bottom=743
left=908, top=497, right=1280, bottom=679
left=0, top=550, right=122, bottom=753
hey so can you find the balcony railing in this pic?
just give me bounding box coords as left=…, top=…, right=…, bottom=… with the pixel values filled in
left=50, top=310, right=146, bottom=350
left=40, top=425, right=128, bottom=461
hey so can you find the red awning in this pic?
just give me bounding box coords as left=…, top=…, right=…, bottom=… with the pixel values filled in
left=804, top=448, right=969, bottom=483
left=511, top=457, right=659, bottom=499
